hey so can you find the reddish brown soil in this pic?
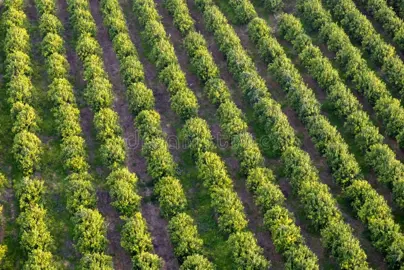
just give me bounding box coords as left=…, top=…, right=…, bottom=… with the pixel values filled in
left=299, top=17, right=404, bottom=161
left=0, top=189, right=16, bottom=243
left=25, top=0, right=42, bottom=58
left=293, top=62, right=391, bottom=266
left=222, top=17, right=333, bottom=187
left=96, top=190, right=131, bottom=270
left=0, top=190, right=19, bottom=269
left=52, top=0, right=392, bottom=268
left=0, top=188, right=19, bottom=269
left=278, top=179, right=330, bottom=265
left=248, top=33, right=337, bottom=259
left=118, top=2, right=191, bottom=269
left=26, top=0, right=57, bottom=145
left=186, top=0, right=254, bottom=131
left=349, top=86, right=404, bottom=161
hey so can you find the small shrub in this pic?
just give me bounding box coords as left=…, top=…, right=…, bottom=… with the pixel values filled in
left=154, top=176, right=187, bottom=218
left=127, top=82, right=155, bottom=115
left=121, top=212, right=153, bottom=255
left=227, top=231, right=269, bottom=269
left=168, top=213, right=203, bottom=260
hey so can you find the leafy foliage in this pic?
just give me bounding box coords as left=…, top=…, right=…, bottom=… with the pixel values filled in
left=17, top=205, right=53, bottom=253
left=294, top=2, right=404, bottom=264
left=133, top=252, right=163, bottom=270
left=180, top=254, right=214, bottom=270
left=78, top=253, right=113, bottom=270
left=180, top=117, right=214, bottom=158
left=164, top=0, right=194, bottom=35
left=107, top=168, right=141, bottom=217
left=142, top=138, right=176, bottom=180
left=0, top=245, right=7, bottom=265
left=99, top=136, right=126, bottom=169
left=94, top=108, right=122, bottom=142
left=121, top=213, right=154, bottom=255
left=321, top=220, right=368, bottom=269
left=168, top=213, right=204, bottom=261
left=17, top=178, right=45, bottom=211
left=65, top=172, right=96, bottom=213
left=135, top=110, right=164, bottom=141
left=154, top=177, right=187, bottom=218
left=231, top=132, right=264, bottom=174
left=279, top=13, right=404, bottom=204
left=24, top=249, right=56, bottom=270
left=12, top=131, right=42, bottom=175
left=127, top=82, right=155, bottom=115
left=227, top=231, right=269, bottom=269
left=171, top=88, right=199, bottom=119
left=203, top=78, right=231, bottom=105
left=264, top=0, right=283, bottom=12
left=161, top=0, right=320, bottom=267
left=74, top=208, right=108, bottom=254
